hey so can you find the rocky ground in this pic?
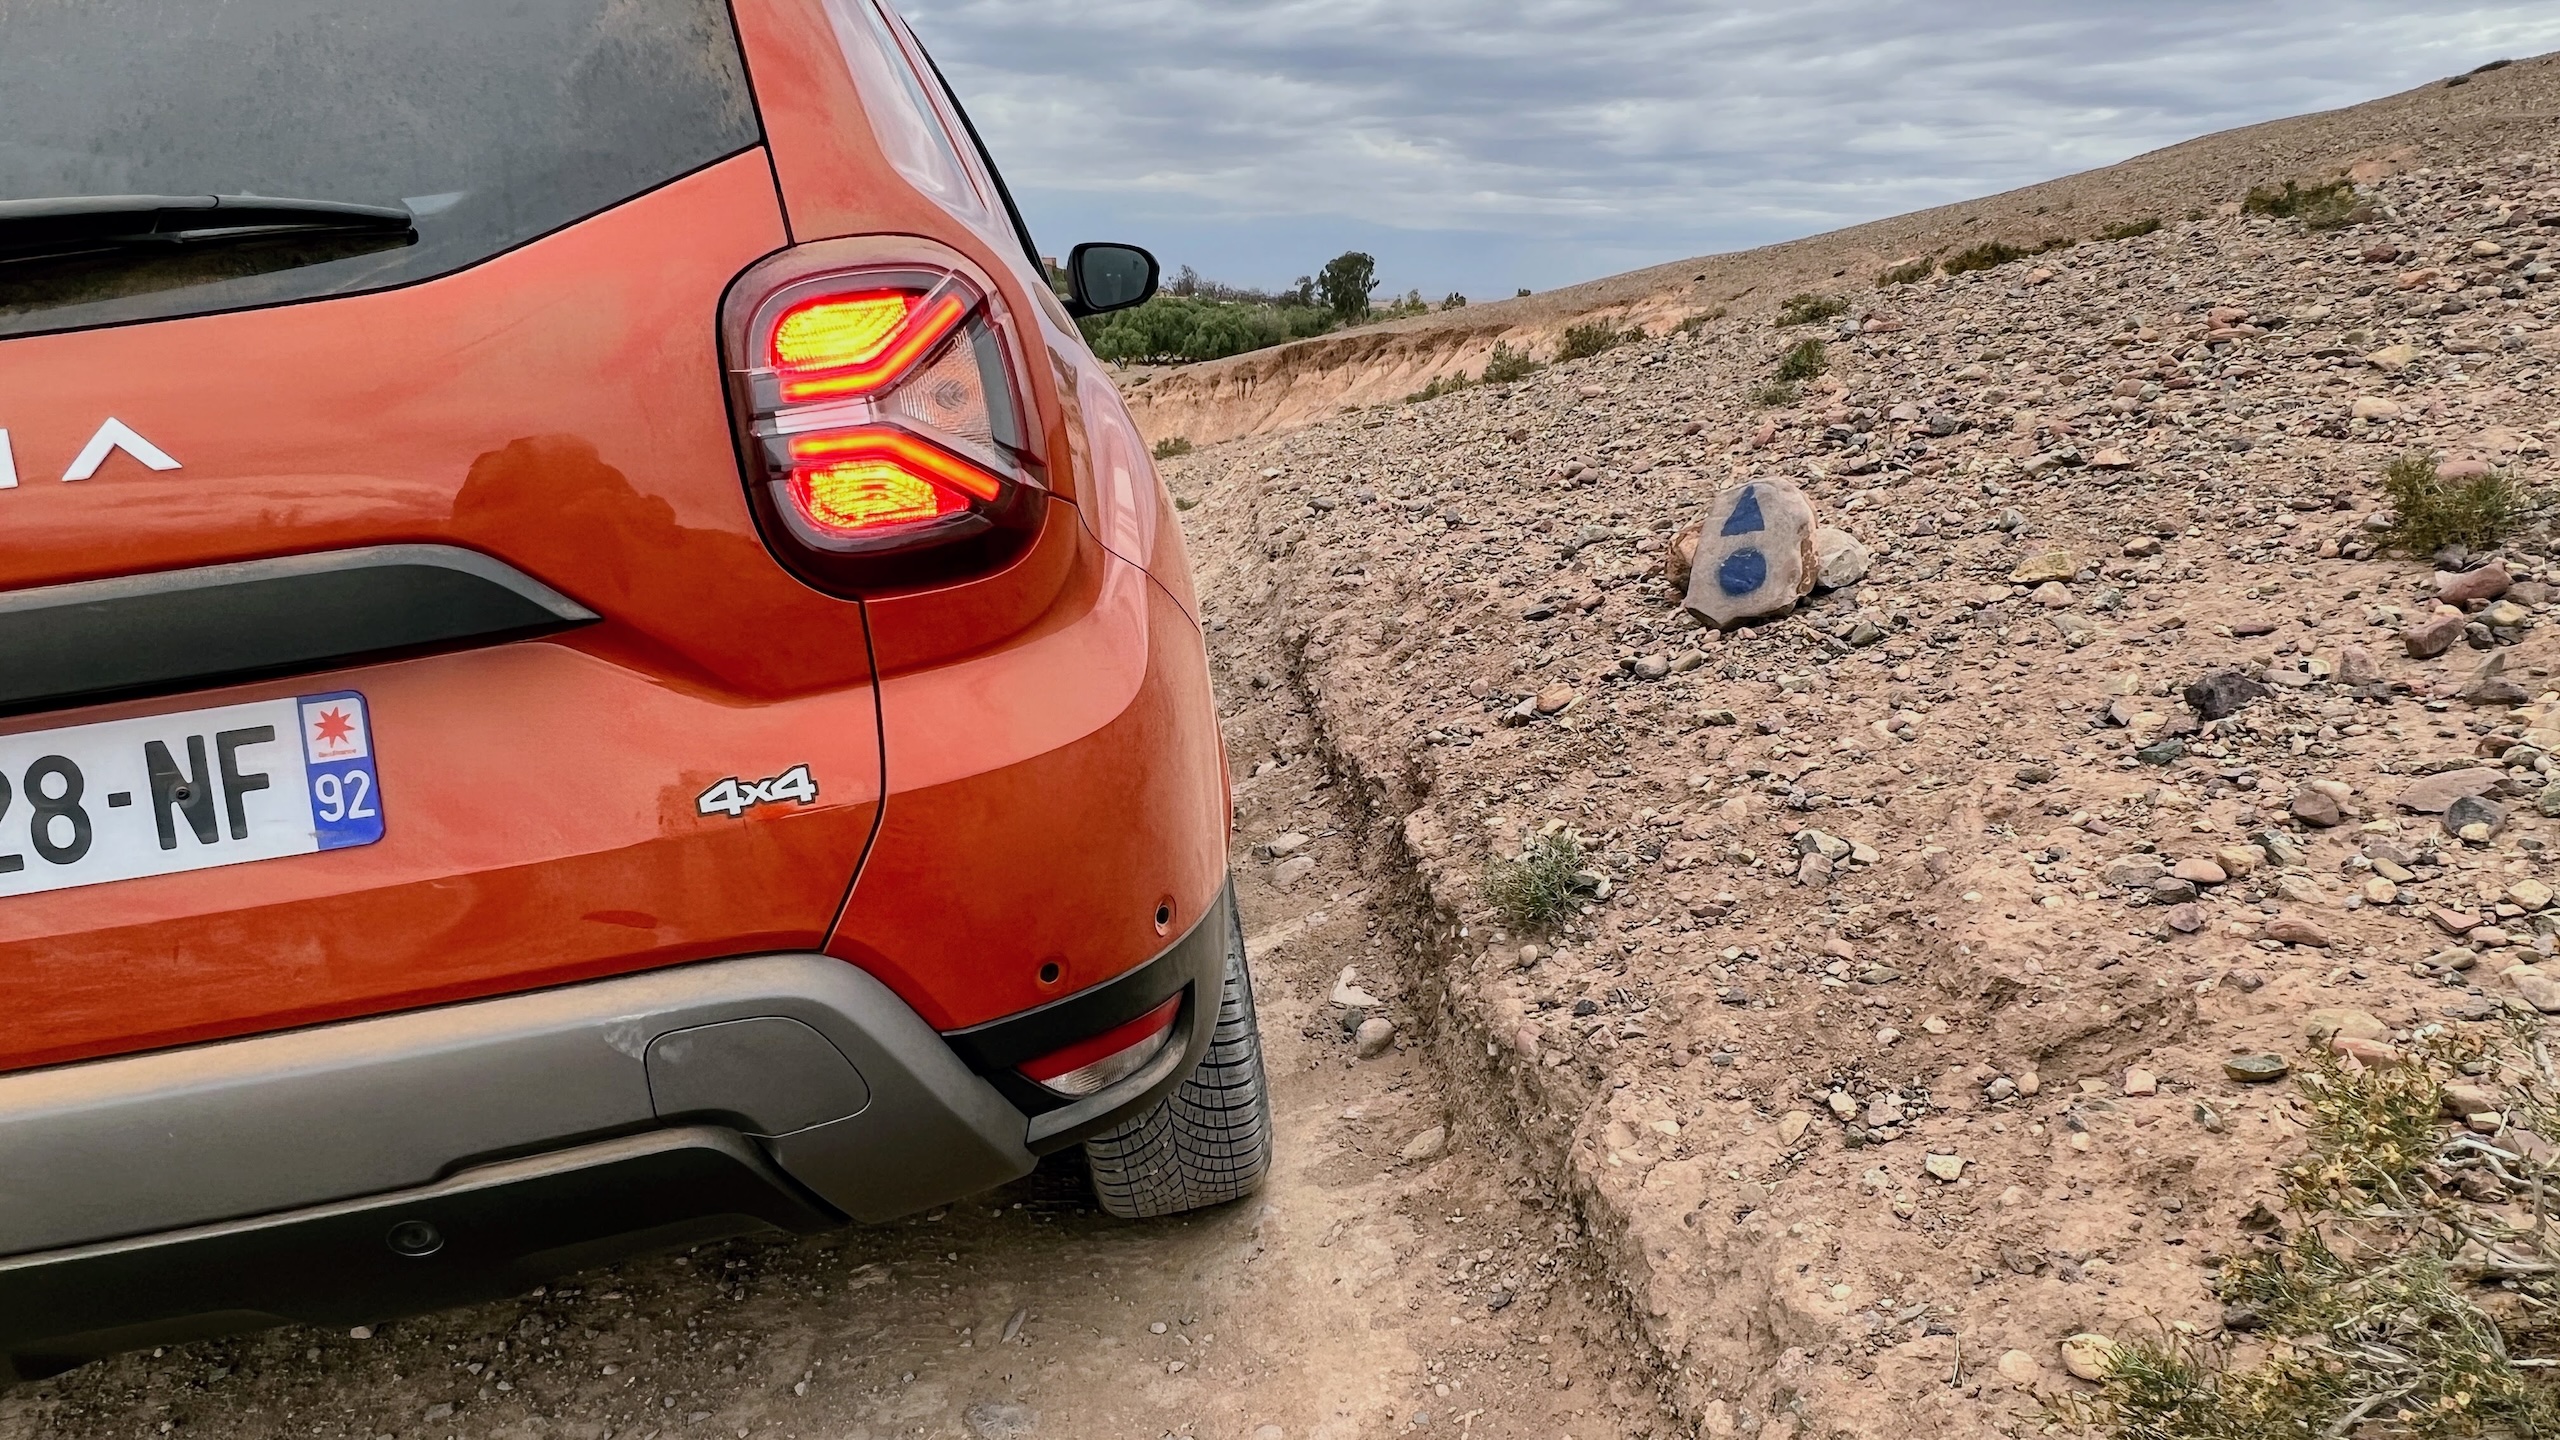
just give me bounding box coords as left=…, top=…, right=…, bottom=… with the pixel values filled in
left=1164, top=151, right=2560, bottom=1437
left=0, top=712, right=1665, bottom=1439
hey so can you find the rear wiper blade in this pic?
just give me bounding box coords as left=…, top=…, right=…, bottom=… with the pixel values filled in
left=0, top=194, right=415, bottom=265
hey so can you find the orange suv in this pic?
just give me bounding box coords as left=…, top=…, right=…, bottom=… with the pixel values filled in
left=0, top=0, right=1264, bottom=1381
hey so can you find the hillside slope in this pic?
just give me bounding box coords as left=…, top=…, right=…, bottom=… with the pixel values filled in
left=1127, top=51, right=2560, bottom=449
left=1176, top=141, right=2560, bottom=1435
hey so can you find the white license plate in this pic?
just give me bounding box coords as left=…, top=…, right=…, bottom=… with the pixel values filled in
left=0, top=690, right=384, bottom=899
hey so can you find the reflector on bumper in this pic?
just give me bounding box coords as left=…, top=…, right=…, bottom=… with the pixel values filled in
left=1017, top=995, right=1180, bottom=1098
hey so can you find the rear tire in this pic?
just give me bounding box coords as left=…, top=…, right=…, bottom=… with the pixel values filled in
left=1081, top=902, right=1271, bottom=1219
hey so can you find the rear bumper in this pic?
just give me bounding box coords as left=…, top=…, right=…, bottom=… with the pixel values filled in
left=0, top=889, right=1229, bottom=1378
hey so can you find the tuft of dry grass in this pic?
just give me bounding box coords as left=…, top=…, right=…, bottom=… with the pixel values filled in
left=2100, top=217, right=2163, bottom=240
left=1151, top=436, right=1193, bottom=461
left=1483, top=830, right=1584, bottom=931
left=1875, top=257, right=1934, bottom=288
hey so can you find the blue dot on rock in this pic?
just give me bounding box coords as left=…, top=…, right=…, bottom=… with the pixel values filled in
left=1717, top=547, right=1767, bottom=597
left=1720, top=485, right=1767, bottom=536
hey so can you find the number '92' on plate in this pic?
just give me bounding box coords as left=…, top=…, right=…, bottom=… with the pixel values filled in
left=0, top=690, right=384, bottom=899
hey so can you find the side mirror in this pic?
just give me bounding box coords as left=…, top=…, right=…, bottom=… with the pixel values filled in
left=1065, top=242, right=1158, bottom=317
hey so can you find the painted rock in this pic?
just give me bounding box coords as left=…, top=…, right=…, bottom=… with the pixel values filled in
left=1681, top=478, right=1819, bottom=628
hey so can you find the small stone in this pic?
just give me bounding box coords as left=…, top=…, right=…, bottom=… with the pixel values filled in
left=2136, top=737, right=2188, bottom=766
left=2122, top=1067, right=2159, bottom=1096
left=2183, top=670, right=2269, bottom=721
left=1354, top=1016, right=1397, bottom=1057
left=2509, top=878, right=2554, bottom=911
left=2010, top=550, right=2078, bottom=585
left=1826, top=1091, right=1859, bottom=1121
left=2351, top=395, right=2403, bottom=421
left=1272, top=855, right=1317, bottom=891
left=2336, top=644, right=2383, bottom=686
left=2170, top=857, right=2226, bottom=885
left=1777, top=1110, right=1814, bottom=1146
left=2165, top=903, right=2205, bottom=933
left=2224, top=1054, right=2289, bottom=1083
left=2404, top=612, right=2468, bottom=659
left=2444, top=1081, right=2502, bottom=1116
left=2508, top=964, right=2560, bottom=1014
left=1996, top=1350, right=2043, bottom=1387
left=2060, top=1334, right=2119, bottom=1383
left=2396, top=768, right=2505, bottom=814
left=2366, top=342, right=2420, bottom=373
left=2290, top=787, right=2343, bottom=828
left=2102, top=853, right=2168, bottom=888
left=1400, top=1124, right=1448, bottom=1163
left=1923, top=1153, right=1966, bottom=1182
left=2438, top=563, right=2514, bottom=607
left=1260, top=831, right=1310, bottom=859
left=1534, top=683, right=1577, bottom=716
left=2088, top=447, right=2134, bottom=470
left=2264, top=916, right=2332, bottom=947
left=2444, top=793, right=2507, bottom=839
left=2304, top=1008, right=2388, bottom=1045
left=1813, top=527, right=1871, bottom=590
left=2215, top=844, right=2266, bottom=877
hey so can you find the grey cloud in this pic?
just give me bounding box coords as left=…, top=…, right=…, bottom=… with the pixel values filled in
left=901, top=0, right=2560, bottom=293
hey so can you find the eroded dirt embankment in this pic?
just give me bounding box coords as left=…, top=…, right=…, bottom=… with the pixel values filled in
left=1128, top=51, right=2560, bottom=452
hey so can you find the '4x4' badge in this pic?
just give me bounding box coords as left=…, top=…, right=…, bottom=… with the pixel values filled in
left=697, top=764, right=818, bottom=818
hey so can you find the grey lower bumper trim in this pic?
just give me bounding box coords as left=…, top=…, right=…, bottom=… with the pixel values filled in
left=0, top=954, right=1038, bottom=1259
left=0, top=1126, right=830, bottom=1384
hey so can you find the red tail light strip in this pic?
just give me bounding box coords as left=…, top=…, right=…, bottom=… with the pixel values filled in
left=785, top=429, right=1002, bottom=503
left=770, top=290, right=969, bottom=404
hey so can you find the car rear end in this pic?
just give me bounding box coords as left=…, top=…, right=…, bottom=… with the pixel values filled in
left=0, top=0, right=1249, bottom=1382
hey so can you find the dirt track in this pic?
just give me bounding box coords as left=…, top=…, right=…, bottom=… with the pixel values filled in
left=0, top=671, right=1661, bottom=1440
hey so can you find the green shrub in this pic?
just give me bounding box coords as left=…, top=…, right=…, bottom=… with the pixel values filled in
left=1151, top=436, right=1193, bottom=461
left=1079, top=294, right=1336, bottom=364
left=2242, top=178, right=2361, bottom=231
left=1773, top=338, right=1826, bottom=383
left=1556, top=319, right=1642, bottom=361
left=1775, top=292, right=1848, bottom=326
left=1483, top=830, right=1584, bottom=931
left=2383, top=452, right=2527, bottom=553
left=2100, top=216, right=2162, bottom=240
left=1940, top=240, right=2030, bottom=275
left=1440, top=292, right=1468, bottom=310
left=1673, top=309, right=1724, bottom=334
left=1403, top=372, right=1475, bottom=403
left=1875, top=257, right=1934, bottom=288
left=1747, top=379, right=1798, bottom=408
left=1940, top=236, right=2073, bottom=275
left=1481, top=341, right=1543, bottom=384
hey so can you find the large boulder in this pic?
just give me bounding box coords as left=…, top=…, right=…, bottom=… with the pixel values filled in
left=1680, top=478, right=1819, bottom=628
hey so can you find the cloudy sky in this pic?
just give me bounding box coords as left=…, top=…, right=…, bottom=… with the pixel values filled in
left=901, top=0, right=2560, bottom=302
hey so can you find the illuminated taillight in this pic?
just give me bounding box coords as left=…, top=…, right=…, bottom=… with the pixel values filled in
left=726, top=263, right=1044, bottom=593
left=1019, top=996, right=1182, bottom=1098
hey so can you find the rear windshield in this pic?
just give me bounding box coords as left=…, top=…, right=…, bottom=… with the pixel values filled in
left=0, top=0, right=760, bottom=340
